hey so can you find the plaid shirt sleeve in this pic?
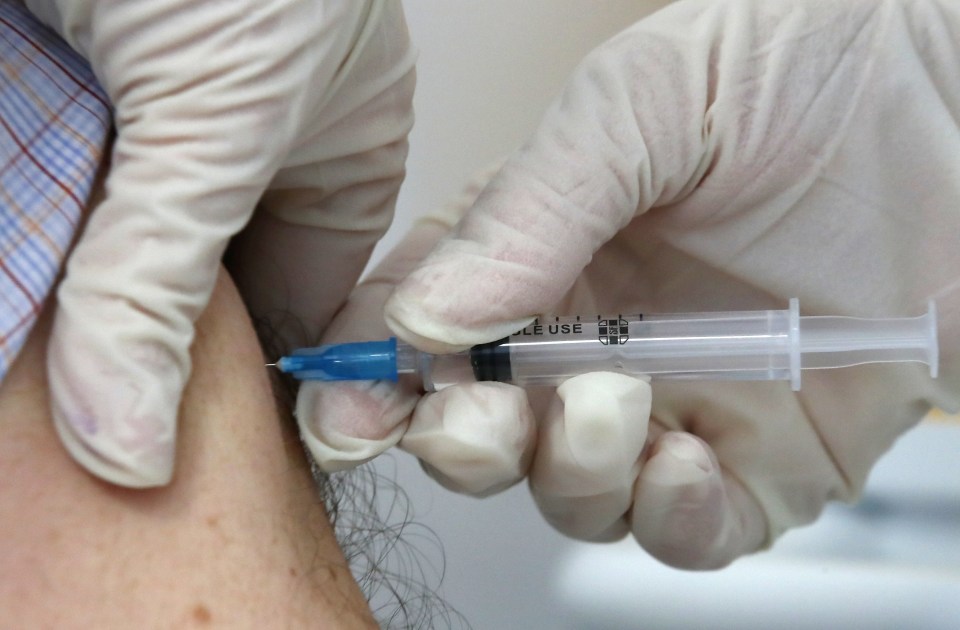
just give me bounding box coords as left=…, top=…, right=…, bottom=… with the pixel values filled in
left=0, top=0, right=112, bottom=383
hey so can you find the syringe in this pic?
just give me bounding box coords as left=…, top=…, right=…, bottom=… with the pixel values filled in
left=267, top=300, right=938, bottom=392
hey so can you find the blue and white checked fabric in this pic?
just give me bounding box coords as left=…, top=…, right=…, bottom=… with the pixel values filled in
left=0, top=0, right=111, bottom=382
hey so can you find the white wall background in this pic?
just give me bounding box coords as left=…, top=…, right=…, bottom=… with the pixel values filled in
left=368, top=2, right=672, bottom=628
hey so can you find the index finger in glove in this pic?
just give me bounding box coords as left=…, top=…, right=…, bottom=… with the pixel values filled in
left=298, top=175, right=538, bottom=497
left=43, top=0, right=372, bottom=487
left=227, top=0, right=417, bottom=353
left=297, top=201, right=461, bottom=472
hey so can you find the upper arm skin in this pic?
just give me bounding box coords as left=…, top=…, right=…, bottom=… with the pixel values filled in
left=0, top=267, right=376, bottom=628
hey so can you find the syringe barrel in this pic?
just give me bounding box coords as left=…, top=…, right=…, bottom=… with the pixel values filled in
left=422, top=306, right=799, bottom=390
left=419, top=300, right=937, bottom=391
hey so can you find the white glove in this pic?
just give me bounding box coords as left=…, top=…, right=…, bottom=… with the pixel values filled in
left=300, top=0, right=960, bottom=569
left=24, top=0, right=416, bottom=487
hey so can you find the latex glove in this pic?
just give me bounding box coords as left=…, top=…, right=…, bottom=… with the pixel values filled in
left=300, top=0, right=960, bottom=569
left=24, top=0, right=416, bottom=487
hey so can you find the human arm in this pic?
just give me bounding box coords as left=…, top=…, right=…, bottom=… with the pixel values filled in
left=0, top=262, right=376, bottom=627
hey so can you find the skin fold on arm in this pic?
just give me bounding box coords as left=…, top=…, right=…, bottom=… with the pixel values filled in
left=0, top=264, right=377, bottom=628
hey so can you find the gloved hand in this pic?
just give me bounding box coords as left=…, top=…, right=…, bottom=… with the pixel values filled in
left=24, top=0, right=416, bottom=486
left=300, top=0, right=960, bottom=569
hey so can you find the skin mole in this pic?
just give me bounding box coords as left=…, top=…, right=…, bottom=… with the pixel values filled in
left=192, top=604, right=212, bottom=624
